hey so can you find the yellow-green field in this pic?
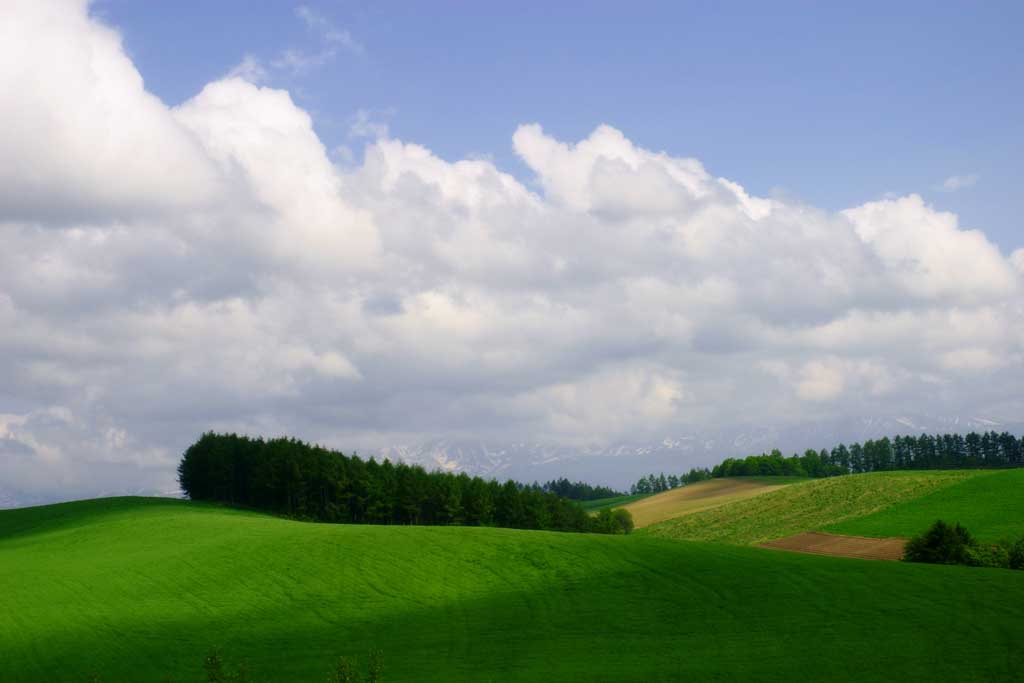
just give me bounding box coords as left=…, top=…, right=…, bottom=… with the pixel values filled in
left=642, top=470, right=986, bottom=545
left=618, top=477, right=805, bottom=528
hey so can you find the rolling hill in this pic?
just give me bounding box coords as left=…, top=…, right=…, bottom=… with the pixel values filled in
left=641, top=470, right=1022, bottom=545
left=580, top=493, right=651, bottom=512
left=826, top=468, right=1024, bottom=542
left=613, top=477, right=805, bottom=528
left=2, top=495, right=1024, bottom=681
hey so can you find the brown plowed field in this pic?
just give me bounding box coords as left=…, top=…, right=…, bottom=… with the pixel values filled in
left=760, top=531, right=907, bottom=561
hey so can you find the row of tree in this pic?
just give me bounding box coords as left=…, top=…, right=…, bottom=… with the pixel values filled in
left=629, top=431, right=1024, bottom=493
left=712, top=450, right=844, bottom=478
left=541, top=477, right=622, bottom=500
left=713, top=431, right=1024, bottom=479
left=177, top=433, right=632, bottom=534
left=630, top=468, right=713, bottom=495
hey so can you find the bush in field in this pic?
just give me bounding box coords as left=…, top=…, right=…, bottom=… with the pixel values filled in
left=329, top=656, right=360, bottom=683
left=904, top=520, right=975, bottom=565
left=612, top=508, right=635, bottom=534
left=367, top=649, right=383, bottom=683
left=590, top=508, right=635, bottom=534
left=204, top=649, right=226, bottom=682
left=203, top=649, right=249, bottom=683
left=1010, top=538, right=1024, bottom=570
left=964, top=543, right=1011, bottom=568
left=329, top=650, right=384, bottom=682
left=905, top=520, right=1024, bottom=570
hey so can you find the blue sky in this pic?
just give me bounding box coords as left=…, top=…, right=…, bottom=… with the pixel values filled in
left=95, top=0, right=1022, bottom=252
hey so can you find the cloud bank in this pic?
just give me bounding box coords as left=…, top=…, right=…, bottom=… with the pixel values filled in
left=2, top=0, right=1023, bottom=501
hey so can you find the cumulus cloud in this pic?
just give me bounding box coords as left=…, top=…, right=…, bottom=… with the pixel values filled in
left=1, top=0, right=1022, bottom=501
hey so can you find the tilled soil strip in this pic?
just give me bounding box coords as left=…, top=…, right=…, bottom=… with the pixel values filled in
left=759, top=531, right=908, bottom=561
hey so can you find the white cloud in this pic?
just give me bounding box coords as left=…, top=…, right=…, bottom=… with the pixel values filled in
left=796, top=360, right=847, bottom=402
left=271, top=6, right=363, bottom=75
left=296, top=5, right=364, bottom=55
left=349, top=108, right=393, bottom=140
left=940, top=348, right=1002, bottom=372
left=842, top=194, right=1016, bottom=302
left=0, top=0, right=224, bottom=222
left=1, top=0, right=1022, bottom=501
left=225, top=54, right=268, bottom=84
left=1011, top=249, right=1024, bottom=274
left=941, top=174, right=979, bottom=191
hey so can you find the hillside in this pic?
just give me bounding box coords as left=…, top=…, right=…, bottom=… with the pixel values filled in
left=3, top=497, right=1024, bottom=681
left=827, top=469, right=1024, bottom=542
left=642, top=470, right=984, bottom=545
left=580, top=493, right=651, bottom=512
left=616, top=477, right=804, bottom=528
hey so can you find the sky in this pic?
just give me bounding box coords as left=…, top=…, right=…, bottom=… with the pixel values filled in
left=1, top=0, right=1023, bottom=503
left=92, top=0, right=1024, bottom=251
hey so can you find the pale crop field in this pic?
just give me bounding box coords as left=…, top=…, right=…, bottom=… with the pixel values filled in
left=642, top=470, right=981, bottom=545
left=620, top=477, right=805, bottom=528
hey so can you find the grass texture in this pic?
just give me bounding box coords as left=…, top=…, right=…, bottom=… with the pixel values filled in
left=618, top=477, right=805, bottom=528
left=2, top=495, right=1023, bottom=681
left=827, top=468, right=1024, bottom=542
left=641, top=470, right=983, bottom=545
left=580, top=493, right=651, bottom=511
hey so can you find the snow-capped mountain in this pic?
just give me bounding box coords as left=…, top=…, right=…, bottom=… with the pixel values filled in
left=376, top=415, right=1024, bottom=490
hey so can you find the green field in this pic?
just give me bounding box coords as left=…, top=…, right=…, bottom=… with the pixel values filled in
left=3, top=495, right=1024, bottom=681
left=827, top=469, right=1024, bottom=542
left=580, top=493, right=651, bottom=511
left=642, top=470, right=984, bottom=545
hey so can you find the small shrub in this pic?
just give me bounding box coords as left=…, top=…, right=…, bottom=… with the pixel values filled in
left=590, top=507, right=635, bottom=534
left=329, top=656, right=361, bottom=683
left=903, top=520, right=974, bottom=565
left=203, top=648, right=250, bottom=682
left=1010, top=538, right=1024, bottom=570
left=612, top=508, right=635, bottom=535
left=367, top=649, right=384, bottom=683
left=964, top=543, right=1010, bottom=569
left=329, top=650, right=383, bottom=682
left=204, top=649, right=226, bottom=683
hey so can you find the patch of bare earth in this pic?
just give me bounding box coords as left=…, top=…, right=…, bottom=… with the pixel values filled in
left=760, top=532, right=907, bottom=561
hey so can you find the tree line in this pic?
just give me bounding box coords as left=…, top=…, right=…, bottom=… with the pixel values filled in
left=177, top=433, right=632, bottom=534
left=541, top=477, right=623, bottom=500
left=630, top=431, right=1024, bottom=493
left=714, top=431, right=1024, bottom=478
left=630, top=468, right=713, bottom=495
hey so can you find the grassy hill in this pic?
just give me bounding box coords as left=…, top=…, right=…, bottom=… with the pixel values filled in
left=827, top=468, right=1024, bottom=542
left=617, top=477, right=805, bottom=528
left=3, top=496, right=1024, bottom=681
left=580, top=493, right=650, bottom=512
left=641, top=470, right=1021, bottom=545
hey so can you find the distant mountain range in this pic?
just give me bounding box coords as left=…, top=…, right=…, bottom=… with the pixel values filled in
left=377, top=415, right=1024, bottom=489
left=3, top=414, right=1020, bottom=509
